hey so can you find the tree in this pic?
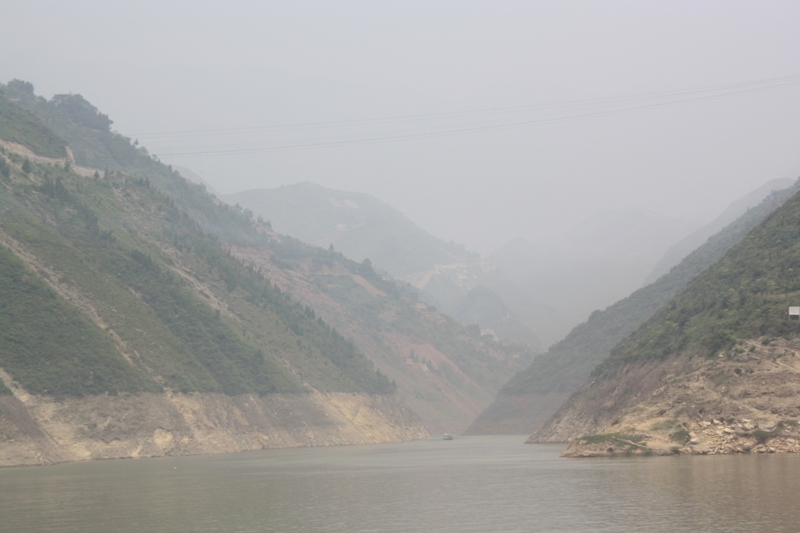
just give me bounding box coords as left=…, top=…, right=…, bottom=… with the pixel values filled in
left=50, top=94, right=113, bottom=132
left=7, top=79, right=34, bottom=94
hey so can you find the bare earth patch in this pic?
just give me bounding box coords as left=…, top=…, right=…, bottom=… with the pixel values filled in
left=535, top=338, right=800, bottom=457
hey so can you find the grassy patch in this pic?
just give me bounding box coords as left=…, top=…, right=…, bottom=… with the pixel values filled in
left=751, top=421, right=791, bottom=444
left=0, top=244, right=161, bottom=397
left=670, top=428, right=691, bottom=445
left=579, top=432, right=651, bottom=455
left=650, top=419, right=678, bottom=432
left=752, top=429, right=777, bottom=444
left=579, top=432, right=643, bottom=445
left=0, top=95, right=67, bottom=158
left=0, top=156, right=400, bottom=396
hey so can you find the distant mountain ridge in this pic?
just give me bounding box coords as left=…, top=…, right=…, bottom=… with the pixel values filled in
left=224, top=182, right=478, bottom=277
left=643, top=178, right=794, bottom=284
left=224, top=182, right=542, bottom=349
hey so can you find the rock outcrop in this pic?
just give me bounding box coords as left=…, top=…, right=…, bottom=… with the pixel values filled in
left=533, top=339, right=800, bottom=457
left=0, top=369, right=427, bottom=467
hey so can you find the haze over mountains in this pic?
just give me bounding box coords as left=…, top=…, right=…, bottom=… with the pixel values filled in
left=224, top=183, right=479, bottom=277
left=225, top=180, right=788, bottom=350
left=643, top=178, right=794, bottom=284
left=1, top=73, right=797, bottom=468
left=488, top=210, right=694, bottom=345
left=224, top=183, right=542, bottom=349
left=468, top=179, right=800, bottom=436
left=531, top=176, right=800, bottom=457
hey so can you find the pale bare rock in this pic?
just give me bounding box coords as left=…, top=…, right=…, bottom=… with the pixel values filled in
left=530, top=338, right=800, bottom=457
left=0, top=368, right=428, bottom=467
left=0, top=139, right=98, bottom=177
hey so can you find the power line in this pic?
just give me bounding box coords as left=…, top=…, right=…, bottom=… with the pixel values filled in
left=134, top=75, right=800, bottom=158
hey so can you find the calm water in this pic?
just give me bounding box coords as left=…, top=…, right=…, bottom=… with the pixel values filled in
left=2, top=435, right=800, bottom=532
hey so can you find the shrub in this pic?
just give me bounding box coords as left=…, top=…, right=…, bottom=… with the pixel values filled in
left=670, top=428, right=691, bottom=445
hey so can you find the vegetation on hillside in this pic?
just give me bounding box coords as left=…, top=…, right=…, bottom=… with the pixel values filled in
left=2, top=80, right=260, bottom=245
left=0, top=142, right=395, bottom=397
left=0, top=244, right=160, bottom=397
left=0, top=82, right=532, bottom=432
left=476, top=182, right=800, bottom=420
left=261, top=232, right=535, bottom=396
left=0, top=87, right=67, bottom=158
left=595, top=184, right=800, bottom=376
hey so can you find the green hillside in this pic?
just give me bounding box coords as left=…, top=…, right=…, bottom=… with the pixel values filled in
left=531, top=177, right=800, bottom=448
left=0, top=141, right=395, bottom=398
left=0, top=80, right=531, bottom=432
left=467, top=180, right=799, bottom=434
left=597, top=184, right=800, bottom=376
left=0, top=84, right=67, bottom=158
left=2, top=80, right=259, bottom=245
left=0, top=244, right=158, bottom=397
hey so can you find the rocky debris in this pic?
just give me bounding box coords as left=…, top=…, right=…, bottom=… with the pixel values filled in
left=552, top=338, right=800, bottom=457
left=0, top=381, right=429, bottom=467
left=563, top=417, right=800, bottom=458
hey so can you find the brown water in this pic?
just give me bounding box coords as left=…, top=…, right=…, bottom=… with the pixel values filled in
left=2, top=435, right=800, bottom=532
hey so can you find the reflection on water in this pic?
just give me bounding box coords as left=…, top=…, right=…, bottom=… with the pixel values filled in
left=2, top=435, right=800, bottom=532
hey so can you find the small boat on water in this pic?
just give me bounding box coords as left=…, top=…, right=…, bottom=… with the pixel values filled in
left=443, top=433, right=454, bottom=440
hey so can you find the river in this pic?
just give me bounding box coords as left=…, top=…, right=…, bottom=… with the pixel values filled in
left=2, top=435, right=800, bottom=532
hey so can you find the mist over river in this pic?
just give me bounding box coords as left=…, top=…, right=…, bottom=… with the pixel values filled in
left=3, top=435, right=800, bottom=532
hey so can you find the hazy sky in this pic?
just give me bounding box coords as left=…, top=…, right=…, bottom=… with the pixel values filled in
left=2, top=1, right=799, bottom=254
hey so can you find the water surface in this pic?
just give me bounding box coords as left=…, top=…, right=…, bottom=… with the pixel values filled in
left=2, top=435, right=799, bottom=532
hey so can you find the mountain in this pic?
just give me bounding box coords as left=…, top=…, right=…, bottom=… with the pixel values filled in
left=172, top=164, right=222, bottom=197
left=466, top=180, right=800, bottom=435
left=452, top=285, right=540, bottom=347
left=530, top=180, right=800, bottom=456
left=488, top=210, right=695, bottom=346
left=224, top=183, right=479, bottom=277
left=643, top=178, right=794, bottom=284
left=224, top=183, right=541, bottom=349
left=0, top=90, right=67, bottom=159
left=0, top=80, right=534, bottom=465
left=228, top=183, right=692, bottom=356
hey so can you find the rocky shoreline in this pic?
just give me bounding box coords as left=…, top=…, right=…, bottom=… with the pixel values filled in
left=534, top=338, right=800, bottom=458
left=0, top=370, right=429, bottom=467
left=562, top=417, right=800, bottom=457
